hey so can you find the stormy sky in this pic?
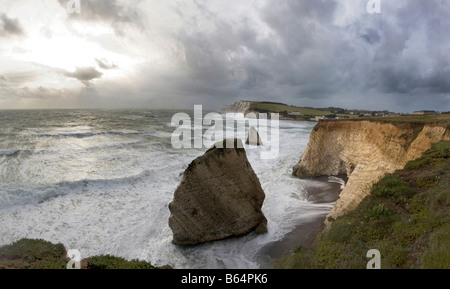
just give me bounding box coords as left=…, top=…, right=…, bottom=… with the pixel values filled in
left=0, top=0, right=449, bottom=112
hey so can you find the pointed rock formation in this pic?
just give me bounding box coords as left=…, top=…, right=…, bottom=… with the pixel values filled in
left=168, top=138, right=267, bottom=245
left=246, top=126, right=263, bottom=146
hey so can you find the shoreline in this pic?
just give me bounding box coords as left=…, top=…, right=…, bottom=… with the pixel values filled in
left=258, top=176, right=346, bottom=269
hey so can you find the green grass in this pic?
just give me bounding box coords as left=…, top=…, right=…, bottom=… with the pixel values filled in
left=358, top=114, right=450, bottom=127
left=277, top=140, right=450, bottom=269
left=0, top=239, right=67, bottom=269
left=0, top=239, right=161, bottom=269
left=244, top=102, right=450, bottom=124
left=405, top=140, right=450, bottom=170
left=252, top=102, right=332, bottom=115
left=422, top=224, right=450, bottom=269
left=337, top=113, right=360, bottom=119
left=84, top=255, right=157, bottom=269
left=248, top=102, right=362, bottom=120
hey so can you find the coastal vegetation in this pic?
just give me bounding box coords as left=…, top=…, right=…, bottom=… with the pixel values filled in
left=278, top=140, right=450, bottom=269
left=351, top=112, right=450, bottom=128
left=248, top=102, right=361, bottom=120
left=223, top=100, right=402, bottom=121
left=0, top=238, right=159, bottom=269
left=224, top=101, right=449, bottom=124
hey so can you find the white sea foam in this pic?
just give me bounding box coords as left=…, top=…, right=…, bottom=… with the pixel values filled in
left=0, top=110, right=336, bottom=269
left=328, top=176, right=346, bottom=190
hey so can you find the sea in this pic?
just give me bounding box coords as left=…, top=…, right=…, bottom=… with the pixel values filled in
left=0, top=109, right=343, bottom=269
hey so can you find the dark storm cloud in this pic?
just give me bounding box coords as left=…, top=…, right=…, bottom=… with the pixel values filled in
left=0, top=13, right=24, bottom=37
left=169, top=0, right=352, bottom=105
left=365, top=0, right=450, bottom=99
left=164, top=0, right=450, bottom=111
left=261, top=0, right=337, bottom=55
left=63, top=66, right=103, bottom=86
left=361, top=28, right=380, bottom=44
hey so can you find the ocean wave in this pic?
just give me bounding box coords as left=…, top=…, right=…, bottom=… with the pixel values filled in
left=328, top=176, right=346, bottom=190
left=37, top=130, right=146, bottom=139
left=0, top=169, right=158, bottom=210
left=39, top=132, right=96, bottom=138
left=104, top=130, right=142, bottom=136
left=0, top=149, right=69, bottom=159
left=62, top=132, right=96, bottom=138
left=84, top=140, right=149, bottom=152
left=0, top=150, right=20, bottom=157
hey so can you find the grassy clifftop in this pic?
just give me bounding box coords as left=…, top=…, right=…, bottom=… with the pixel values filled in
left=249, top=101, right=359, bottom=120
left=279, top=140, right=450, bottom=269
left=251, top=102, right=336, bottom=116
left=341, top=113, right=450, bottom=128
left=222, top=100, right=404, bottom=120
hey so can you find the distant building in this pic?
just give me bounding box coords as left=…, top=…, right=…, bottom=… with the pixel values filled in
left=288, top=111, right=302, bottom=116
left=412, top=110, right=439, bottom=115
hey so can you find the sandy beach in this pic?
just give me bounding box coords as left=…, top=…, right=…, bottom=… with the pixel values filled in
left=258, top=176, right=347, bottom=268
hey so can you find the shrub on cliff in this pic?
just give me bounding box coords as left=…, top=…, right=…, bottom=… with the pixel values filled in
left=84, top=255, right=157, bottom=269
left=0, top=239, right=67, bottom=269
left=0, top=239, right=160, bottom=269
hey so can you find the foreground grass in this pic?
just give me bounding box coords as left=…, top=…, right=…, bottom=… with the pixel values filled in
left=278, top=140, right=450, bottom=269
left=0, top=239, right=160, bottom=269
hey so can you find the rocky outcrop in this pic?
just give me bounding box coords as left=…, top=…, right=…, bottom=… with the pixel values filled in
left=221, top=101, right=253, bottom=115
left=293, top=120, right=450, bottom=226
left=169, top=139, right=267, bottom=245
left=246, top=126, right=263, bottom=146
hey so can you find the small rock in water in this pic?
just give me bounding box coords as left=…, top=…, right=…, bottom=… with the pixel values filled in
left=245, top=126, right=263, bottom=146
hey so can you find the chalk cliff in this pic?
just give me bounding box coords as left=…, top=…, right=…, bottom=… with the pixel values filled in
left=293, top=120, right=450, bottom=226
left=221, top=101, right=253, bottom=115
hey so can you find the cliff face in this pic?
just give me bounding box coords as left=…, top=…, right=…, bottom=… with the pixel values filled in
left=293, top=120, right=450, bottom=226
left=221, top=101, right=253, bottom=115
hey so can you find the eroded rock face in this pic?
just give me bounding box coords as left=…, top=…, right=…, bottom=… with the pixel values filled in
left=221, top=101, right=253, bottom=115
left=293, top=120, right=449, bottom=227
left=168, top=139, right=267, bottom=245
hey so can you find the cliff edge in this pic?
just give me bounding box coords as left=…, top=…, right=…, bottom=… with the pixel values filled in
left=221, top=101, right=253, bottom=115
left=293, top=119, right=450, bottom=226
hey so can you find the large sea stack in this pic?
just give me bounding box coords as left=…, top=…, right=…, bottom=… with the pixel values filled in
left=168, top=138, right=267, bottom=245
